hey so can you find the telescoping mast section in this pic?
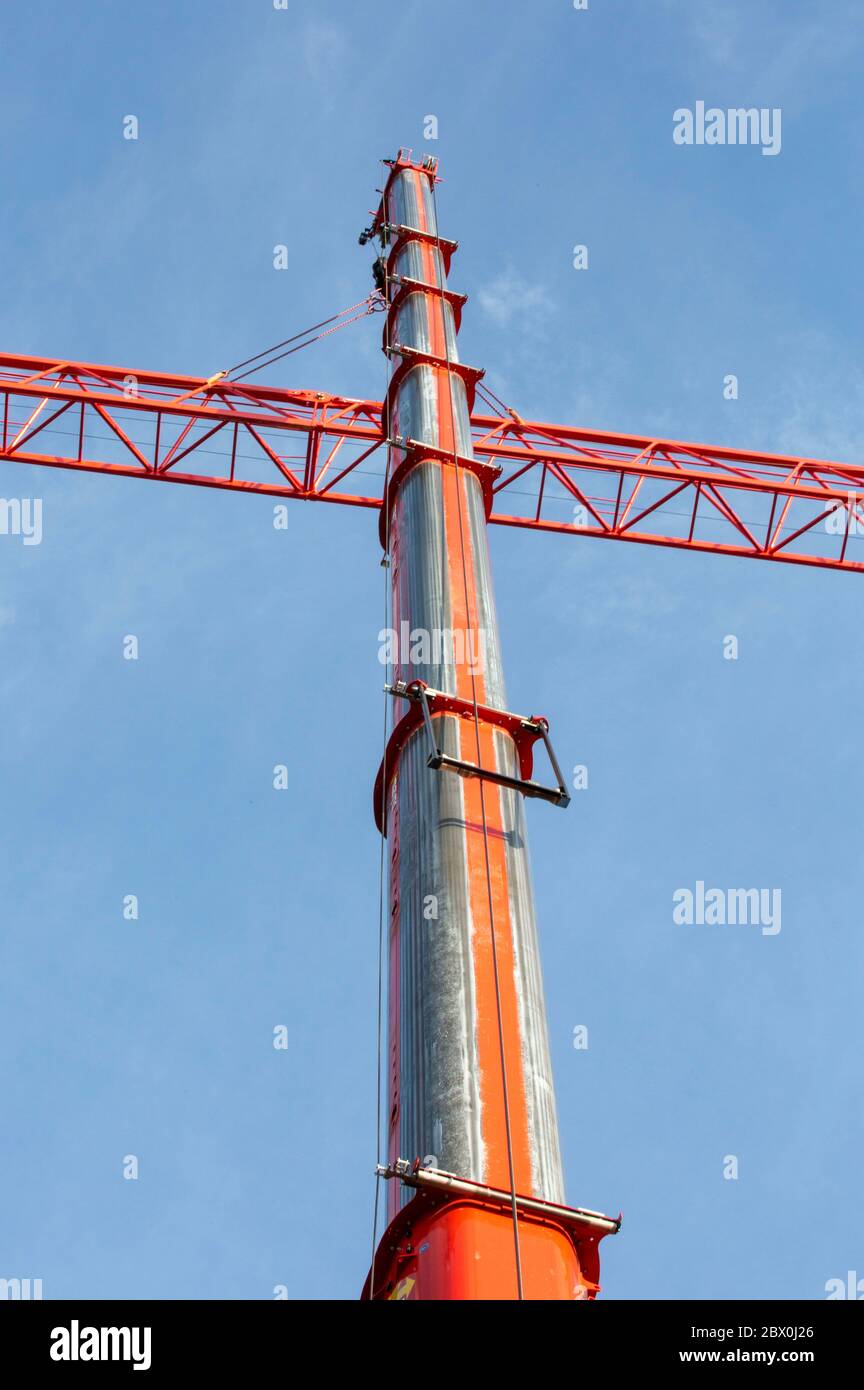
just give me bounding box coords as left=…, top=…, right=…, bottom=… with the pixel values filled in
left=364, top=151, right=619, bottom=1300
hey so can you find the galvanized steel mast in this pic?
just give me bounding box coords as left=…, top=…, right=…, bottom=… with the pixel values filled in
left=366, top=151, right=616, bottom=1301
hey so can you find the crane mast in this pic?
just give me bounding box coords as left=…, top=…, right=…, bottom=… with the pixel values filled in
left=8, top=149, right=859, bottom=1300
left=365, top=151, right=617, bottom=1300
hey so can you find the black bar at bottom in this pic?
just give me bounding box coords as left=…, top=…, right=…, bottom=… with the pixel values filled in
left=0, top=1297, right=858, bottom=1374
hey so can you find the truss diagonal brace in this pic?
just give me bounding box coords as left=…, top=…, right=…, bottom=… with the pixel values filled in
left=373, top=679, right=570, bottom=834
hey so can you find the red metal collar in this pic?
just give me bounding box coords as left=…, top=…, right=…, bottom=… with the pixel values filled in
left=373, top=680, right=554, bottom=835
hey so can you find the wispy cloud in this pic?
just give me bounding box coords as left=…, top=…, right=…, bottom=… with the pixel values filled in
left=477, top=268, right=552, bottom=329
left=750, top=331, right=864, bottom=464
left=302, top=22, right=348, bottom=83
left=660, top=0, right=862, bottom=109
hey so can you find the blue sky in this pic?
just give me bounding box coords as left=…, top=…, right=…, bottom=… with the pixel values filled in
left=1, top=0, right=862, bottom=1300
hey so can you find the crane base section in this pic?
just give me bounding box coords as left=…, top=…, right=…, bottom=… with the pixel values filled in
left=362, top=1165, right=619, bottom=1302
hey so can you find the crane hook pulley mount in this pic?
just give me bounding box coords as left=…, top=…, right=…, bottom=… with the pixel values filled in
left=373, top=679, right=571, bottom=835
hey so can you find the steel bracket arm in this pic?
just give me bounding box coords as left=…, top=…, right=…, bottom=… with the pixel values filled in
left=373, top=679, right=570, bottom=835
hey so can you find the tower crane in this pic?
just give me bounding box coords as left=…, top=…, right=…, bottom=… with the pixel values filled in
left=2, top=150, right=861, bottom=1300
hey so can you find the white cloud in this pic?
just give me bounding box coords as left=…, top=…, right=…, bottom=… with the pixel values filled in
left=477, top=268, right=552, bottom=329
left=660, top=0, right=862, bottom=110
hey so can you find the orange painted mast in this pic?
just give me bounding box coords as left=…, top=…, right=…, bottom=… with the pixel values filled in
left=363, top=151, right=618, bottom=1300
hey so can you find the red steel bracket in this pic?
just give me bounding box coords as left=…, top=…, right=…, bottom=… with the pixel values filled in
left=381, top=226, right=458, bottom=278
left=383, top=277, right=468, bottom=348
left=378, top=444, right=500, bottom=550
left=382, top=344, right=484, bottom=426
left=373, top=679, right=570, bottom=835
left=362, top=1159, right=621, bottom=1301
